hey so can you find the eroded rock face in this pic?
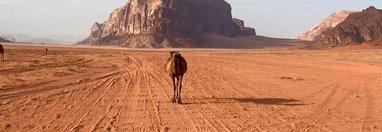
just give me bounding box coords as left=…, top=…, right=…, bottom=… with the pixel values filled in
left=232, top=18, right=256, bottom=36
left=315, top=6, right=382, bottom=46
left=78, top=0, right=256, bottom=48
left=298, top=10, right=355, bottom=41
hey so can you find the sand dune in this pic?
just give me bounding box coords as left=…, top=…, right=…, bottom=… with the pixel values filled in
left=1, top=44, right=382, bottom=131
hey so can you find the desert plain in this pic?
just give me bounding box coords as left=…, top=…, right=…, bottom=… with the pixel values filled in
left=1, top=43, right=382, bottom=132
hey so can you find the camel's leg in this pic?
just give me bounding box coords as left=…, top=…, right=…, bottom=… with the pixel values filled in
left=171, top=76, right=177, bottom=103
left=174, top=76, right=179, bottom=102
left=177, top=75, right=183, bottom=104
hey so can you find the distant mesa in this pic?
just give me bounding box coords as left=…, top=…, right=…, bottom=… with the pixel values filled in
left=309, top=6, right=382, bottom=48
left=78, top=0, right=256, bottom=48
left=0, top=37, right=11, bottom=43
left=1, top=34, right=85, bottom=44
left=298, top=10, right=356, bottom=41
left=0, top=36, right=16, bottom=42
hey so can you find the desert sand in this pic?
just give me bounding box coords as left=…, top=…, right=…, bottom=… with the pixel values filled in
left=1, top=43, right=382, bottom=131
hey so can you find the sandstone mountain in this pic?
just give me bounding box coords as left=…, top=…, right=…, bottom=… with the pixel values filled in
left=78, top=0, right=256, bottom=48
left=314, top=6, right=382, bottom=47
left=298, top=10, right=355, bottom=41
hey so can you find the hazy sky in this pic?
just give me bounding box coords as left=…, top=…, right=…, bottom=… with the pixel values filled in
left=0, top=0, right=381, bottom=39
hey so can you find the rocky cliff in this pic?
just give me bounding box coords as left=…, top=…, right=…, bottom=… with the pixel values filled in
left=298, top=10, right=355, bottom=41
left=315, top=6, right=382, bottom=47
left=78, top=0, right=256, bottom=48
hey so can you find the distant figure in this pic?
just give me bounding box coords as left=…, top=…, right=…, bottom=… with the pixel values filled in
left=0, top=44, right=4, bottom=62
left=165, top=51, right=188, bottom=104
left=45, top=48, right=48, bottom=55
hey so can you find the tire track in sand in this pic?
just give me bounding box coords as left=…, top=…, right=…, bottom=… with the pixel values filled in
left=295, top=75, right=375, bottom=131
left=361, top=74, right=380, bottom=132
left=66, top=74, right=120, bottom=132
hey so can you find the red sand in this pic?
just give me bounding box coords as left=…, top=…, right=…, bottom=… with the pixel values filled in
left=1, top=44, right=382, bottom=131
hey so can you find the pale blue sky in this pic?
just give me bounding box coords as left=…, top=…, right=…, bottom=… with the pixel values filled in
left=0, top=0, right=381, bottom=39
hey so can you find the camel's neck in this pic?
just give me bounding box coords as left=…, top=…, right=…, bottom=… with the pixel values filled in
left=172, top=55, right=180, bottom=66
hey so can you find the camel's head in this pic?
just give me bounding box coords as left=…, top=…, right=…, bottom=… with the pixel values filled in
left=170, top=51, right=181, bottom=57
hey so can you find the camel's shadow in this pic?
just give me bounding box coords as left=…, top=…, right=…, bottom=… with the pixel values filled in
left=183, top=97, right=306, bottom=106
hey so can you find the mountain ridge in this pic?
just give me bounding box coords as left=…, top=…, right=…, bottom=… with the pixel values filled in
left=313, top=6, right=382, bottom=48
left=298, top=10, right=356, bottom=41
left=78, top=0, right=256, bottom=48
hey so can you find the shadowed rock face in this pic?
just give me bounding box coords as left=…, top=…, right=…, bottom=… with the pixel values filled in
left=298, top=10, right=355, bottom=41
left=232, top=18, right=256, bottom=36
left=315, top=6, right=382, bottom=47
left=78, top=0, right=256, bottom=48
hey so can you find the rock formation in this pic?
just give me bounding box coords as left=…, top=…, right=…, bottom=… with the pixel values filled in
left=315, top=6, right=382, bottom=47
left=0, top=37, right=10, bottom=42
left=0, top=36, right=16, bottom=42
left=78, top=0, right=256, bottom=48
left=232, top=18, right=256, bottom=36
left=298, top=10, right=355, bottom=41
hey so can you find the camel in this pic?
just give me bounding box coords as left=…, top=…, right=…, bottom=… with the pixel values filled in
left=165, top=51, right=187, bottom=104
left=0, top=44, right=4, bottom=62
